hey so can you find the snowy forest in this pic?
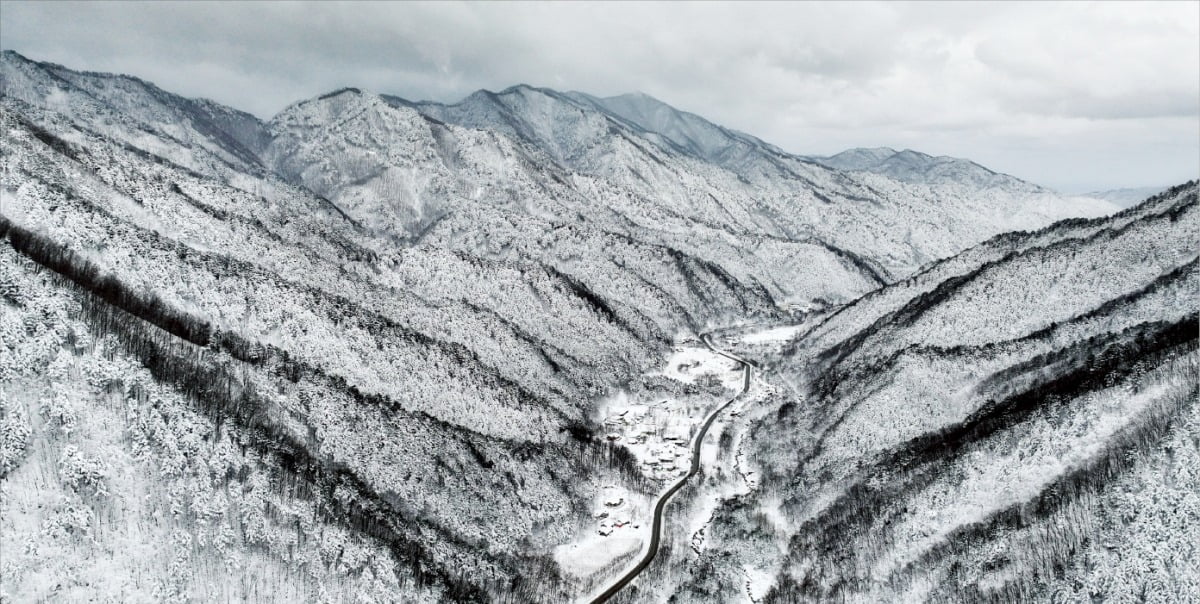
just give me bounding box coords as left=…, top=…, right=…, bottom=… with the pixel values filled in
left=0, top=46, right=1196, bottom=603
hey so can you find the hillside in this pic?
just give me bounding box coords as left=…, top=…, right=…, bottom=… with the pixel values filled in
left=637, top=182, right=1198, bottom=603
left=393, top=84, right=1118, bottom=294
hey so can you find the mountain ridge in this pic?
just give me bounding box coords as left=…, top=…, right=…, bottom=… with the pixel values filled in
left=806, top=146, right=1046, bottom=191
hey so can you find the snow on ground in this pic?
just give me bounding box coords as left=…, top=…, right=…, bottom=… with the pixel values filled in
left=738, top=324, right=805, bottom=345
left=687, top=458, right=752, bottom=556
left=687, top=377, right=772, bottom=554
left=554, top=533, right=642, bottom=578
left=600, top=393, right=693, bottom=481
left=592, top=484, right=641, bottom=537
left=657, top=342, right=743, bottom=389
left=554, top=337, right=746, bottom=589
left=554, top=484, right=647, bottom=578
left=605, top=341, right=743, bottom=479
left=743, top=565, right=776, bottom=602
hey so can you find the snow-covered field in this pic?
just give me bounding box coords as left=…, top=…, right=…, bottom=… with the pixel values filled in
left=656, top=343, right=744, bottom=389
left=554, top=484, right=647, bottom=579
left=737, top=324, right=806, bottom=345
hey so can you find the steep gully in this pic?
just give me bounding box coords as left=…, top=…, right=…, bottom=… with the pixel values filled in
left=588, top=335, right=756, bottom=603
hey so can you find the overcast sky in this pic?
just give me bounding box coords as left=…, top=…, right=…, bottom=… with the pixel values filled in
left=2, top=1, right=1197, bottom=192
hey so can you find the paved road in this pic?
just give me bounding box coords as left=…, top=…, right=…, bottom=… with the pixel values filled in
left=588, top=335, right=753, bottom=603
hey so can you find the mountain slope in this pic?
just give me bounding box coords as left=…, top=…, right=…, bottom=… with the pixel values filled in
left=267, top=85, right=888, bottom=309
left=0, top=50, right=270, bottom=177
left=640, top=182, right=1198, bottom=603
left=566, top=91, right=786, bottom=167
left=0, top=69, right=683, bottom=602
left=277, top=82, right=1118, bottom=308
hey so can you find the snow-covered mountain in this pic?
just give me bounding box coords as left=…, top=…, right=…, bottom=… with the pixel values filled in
left=1, top=53, right=689, bottom=601
left=0, top=50, right=271, bottom=176
left=1, top=48, right=1171, bottom=603
left=636, top=182, right=1198, bottom=602
left=807, top=146, right=1044, bottom=191
left=566, top=91, right=787, bottom=166
left=271, top=81, right=1118, bottom=306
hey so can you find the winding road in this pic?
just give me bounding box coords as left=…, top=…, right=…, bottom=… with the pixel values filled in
left=588, top=335, right=755, bottom=603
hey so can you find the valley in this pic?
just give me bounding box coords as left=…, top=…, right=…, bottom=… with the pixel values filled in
left=0, top=46, right=1194, bottom=604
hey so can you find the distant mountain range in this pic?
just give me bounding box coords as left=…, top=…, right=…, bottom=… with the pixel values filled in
left=805, top=146, right=1046, bottom=191
left=1082, top=185, right=1171, bottom=207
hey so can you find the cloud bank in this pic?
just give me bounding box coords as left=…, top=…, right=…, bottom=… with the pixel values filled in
left=2, top=1, right=1196, bottom=191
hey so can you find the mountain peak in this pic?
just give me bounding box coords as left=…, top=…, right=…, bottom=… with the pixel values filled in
left=822, top=147, right=901, bottom=164
left=316, top=87, right=363, bottom=100
left=278, top=86, right=408, bottom=121
left=596, top=90, right=667, bottom=106
left=495, top=83, right=545, bottom=96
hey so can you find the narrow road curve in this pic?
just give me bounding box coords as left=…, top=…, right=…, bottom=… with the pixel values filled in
left=589, top=335, right=754, bottom=603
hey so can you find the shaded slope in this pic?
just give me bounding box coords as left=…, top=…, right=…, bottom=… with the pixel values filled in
left=649, top=183, right=1199, bottom=603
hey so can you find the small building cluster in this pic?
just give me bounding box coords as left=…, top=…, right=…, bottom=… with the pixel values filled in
left=601, top=398, right=694, bottom=481
left=593, top=487, right=638, bottom=536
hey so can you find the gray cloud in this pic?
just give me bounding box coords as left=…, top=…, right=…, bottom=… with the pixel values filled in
left=1, top=0, right=1196, bottom=192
